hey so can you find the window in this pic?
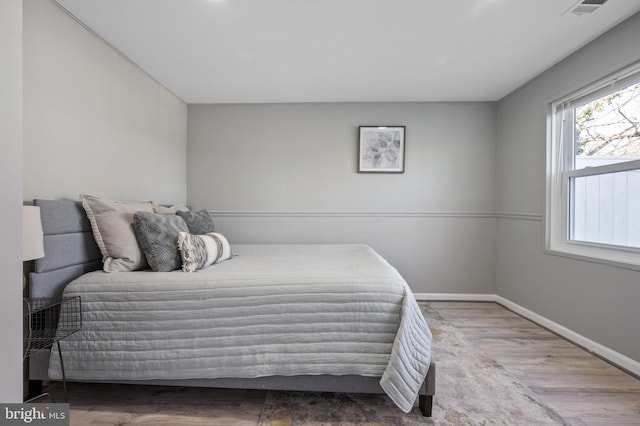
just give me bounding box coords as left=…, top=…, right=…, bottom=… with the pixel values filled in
left=547, top=63, right=640, bottom=268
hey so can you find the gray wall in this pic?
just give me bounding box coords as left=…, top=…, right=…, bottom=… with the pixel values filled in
left=0, top=0, right=24, bottom=402
left=188, top=102, right=497, bottom=293
left=23, top=0, right=188, bottom=204
left=496, top=13, right=640, bottom=362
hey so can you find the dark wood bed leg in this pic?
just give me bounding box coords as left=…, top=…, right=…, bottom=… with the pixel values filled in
left=419, top=361, right=436, bottom=417
left=419, top=395, right=433, bottom=417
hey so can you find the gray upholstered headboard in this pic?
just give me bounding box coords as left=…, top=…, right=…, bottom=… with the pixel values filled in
left=29, top=199, right=102, bottom=298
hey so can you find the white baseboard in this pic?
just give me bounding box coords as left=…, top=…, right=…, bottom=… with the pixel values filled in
left=414, top=293, right=640, bottom=377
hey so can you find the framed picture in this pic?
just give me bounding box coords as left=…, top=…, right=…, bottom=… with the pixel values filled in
left=358, top=126, right=405, bottom=173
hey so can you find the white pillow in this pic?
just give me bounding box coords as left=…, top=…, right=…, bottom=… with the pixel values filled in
left=81, top=194, right=154, bottom=272
left=177, top=232, right=232, bottom=272
left=151, top=202, right=190, bottom=214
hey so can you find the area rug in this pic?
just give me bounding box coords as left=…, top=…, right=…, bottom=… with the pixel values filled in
left=258, top=303, right=569, bottom=426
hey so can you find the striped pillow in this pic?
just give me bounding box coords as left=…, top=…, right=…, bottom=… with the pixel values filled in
left=177, top=232, right=232, bottom=272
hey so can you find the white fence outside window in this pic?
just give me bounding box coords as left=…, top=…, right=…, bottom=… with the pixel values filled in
left=572, top=157, right=640, bottom=248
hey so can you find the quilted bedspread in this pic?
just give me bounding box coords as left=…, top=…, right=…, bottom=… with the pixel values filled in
left=50, top=244, right=432, bottom=412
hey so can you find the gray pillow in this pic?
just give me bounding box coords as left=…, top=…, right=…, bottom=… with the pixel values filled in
left=177, top=209, right=215, bottom=235
left=133, top=212, right=189, bottom=272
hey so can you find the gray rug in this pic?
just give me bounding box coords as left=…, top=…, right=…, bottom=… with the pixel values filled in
left=258, top=304, right=568, bottom=426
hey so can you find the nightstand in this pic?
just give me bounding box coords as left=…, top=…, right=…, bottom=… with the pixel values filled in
left=23, top=296, right=81, bottom=402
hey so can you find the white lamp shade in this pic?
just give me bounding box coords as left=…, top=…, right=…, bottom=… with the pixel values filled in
left=23, top=205, right=45, bottom=261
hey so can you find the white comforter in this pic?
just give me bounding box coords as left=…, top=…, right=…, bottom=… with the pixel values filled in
left=50, top=244, right=432, bottom=412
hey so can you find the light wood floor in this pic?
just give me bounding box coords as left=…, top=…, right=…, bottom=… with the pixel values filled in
left=432, top=301, right=640, bottom=425
left=46, top=302, right=640, bottom=425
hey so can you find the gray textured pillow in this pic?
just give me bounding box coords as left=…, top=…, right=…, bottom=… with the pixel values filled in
left=81, top=194, right=155, bottom=272
left=177, top=209, right=215, bottom=235
left=133, top=212, right=189, bottom=272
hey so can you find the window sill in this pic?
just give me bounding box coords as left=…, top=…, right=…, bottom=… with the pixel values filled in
left=544, top=243, right=640, bottom=272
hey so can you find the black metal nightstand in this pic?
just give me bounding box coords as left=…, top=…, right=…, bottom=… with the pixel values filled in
left=23, top=296, right=81, bottom=402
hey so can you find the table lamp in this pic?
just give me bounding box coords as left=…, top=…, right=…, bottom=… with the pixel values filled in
left=22, top=206, right=45, bottom=289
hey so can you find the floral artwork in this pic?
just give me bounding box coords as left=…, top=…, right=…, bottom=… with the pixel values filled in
left=358, top=126, right=405, bottom=173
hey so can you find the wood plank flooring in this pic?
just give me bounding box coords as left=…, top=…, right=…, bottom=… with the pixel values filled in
left=44, top=302, right=640, bottom=425
left=432, top=302, right=640, bottom=425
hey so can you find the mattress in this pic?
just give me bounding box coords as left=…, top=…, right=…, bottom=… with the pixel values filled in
left=50, top=244, right=432, bottom=412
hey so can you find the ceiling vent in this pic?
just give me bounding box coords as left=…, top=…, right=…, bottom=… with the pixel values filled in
left=564, top=0, right=609, bottom=16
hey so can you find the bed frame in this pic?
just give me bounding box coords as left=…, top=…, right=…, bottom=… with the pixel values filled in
left=27, top=199, right=435, bottom=416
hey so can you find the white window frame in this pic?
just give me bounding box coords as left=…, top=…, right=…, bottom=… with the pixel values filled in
left=546, top=61, right=640, bottom=270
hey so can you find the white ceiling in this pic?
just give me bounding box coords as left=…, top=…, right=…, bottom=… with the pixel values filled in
left=53, top=0, right=640, bottom=104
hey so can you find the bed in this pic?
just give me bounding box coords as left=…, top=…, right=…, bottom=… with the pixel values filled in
left=27, top=198, right=435, bottom=416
